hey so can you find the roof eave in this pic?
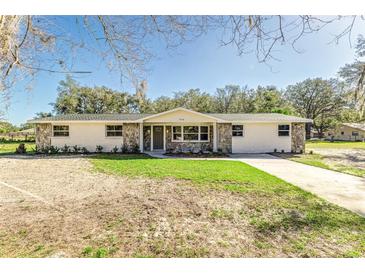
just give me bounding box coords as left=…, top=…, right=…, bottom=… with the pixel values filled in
left=220, top=119, right=313, bottom=123
left=27, top=120, right=139, bottom=124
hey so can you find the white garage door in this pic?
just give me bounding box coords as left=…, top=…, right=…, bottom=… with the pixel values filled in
left=231, top=123, right=292, bottom=153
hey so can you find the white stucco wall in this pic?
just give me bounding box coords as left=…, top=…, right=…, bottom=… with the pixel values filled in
left=232, top=123, right=291, bottom=153
left=51, top=123, right=123, bottom=152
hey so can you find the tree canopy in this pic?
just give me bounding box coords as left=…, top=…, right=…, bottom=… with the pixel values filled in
left=1, top=15, right=364, bottom=100
left=286, top=78, right=346, bottom=136
left=52, top=80, right=294, bottom=117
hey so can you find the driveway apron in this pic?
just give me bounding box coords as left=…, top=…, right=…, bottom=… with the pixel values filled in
left=231, top=154, right=365, bottom=217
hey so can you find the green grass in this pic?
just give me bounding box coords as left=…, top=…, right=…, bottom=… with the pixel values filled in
left=306, top=140, right=365, bottom=150
left=286, top=154, right=331, bottom=170
left=90, top=154, right=365, bottom=257
left=90, top=154, right=296, bottom=194
left=0, top=141, right=35, bottom=155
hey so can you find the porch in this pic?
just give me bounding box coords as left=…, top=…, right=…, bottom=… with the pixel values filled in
left=139, top=123, right=218, bottom=153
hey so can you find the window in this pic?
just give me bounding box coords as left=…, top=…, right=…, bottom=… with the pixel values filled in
left=172, top=125, right=209, bottom=142
left=53, top=125, right=69, bottom=137
left=183, top=126, right=199, bottom=141
left=172, top=126, right=182, bottom=141
left=278, top=125, right=290, bottom=136
left=352, top=131, right=359, bottom=137
left=341, top=131, right=344, bottom=135
left=106, top=125, right=123, bottom=137
left=232, top=125, right=244, bottom=137
left=200, top=126, right=209, bottom=141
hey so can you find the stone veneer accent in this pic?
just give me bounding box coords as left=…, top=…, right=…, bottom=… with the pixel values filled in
left=35, top=123, right=52, bottom=150
left=123, top=123, right=140, bottom=149
left=291, top=123, right=305, bottom=153
left=165, top=125, right=213, bottom=153
left=143, top=126, right=151, bottom=151
left=217, top=123, right=232, bottom=153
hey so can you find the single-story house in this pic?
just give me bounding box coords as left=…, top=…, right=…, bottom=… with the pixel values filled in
left=28, top=107, right=312, bottom=153
left=326, top=123, right=365, bottom=141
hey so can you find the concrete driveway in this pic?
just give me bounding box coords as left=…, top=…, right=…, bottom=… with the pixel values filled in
left=231, top=154, right=365, bottom=217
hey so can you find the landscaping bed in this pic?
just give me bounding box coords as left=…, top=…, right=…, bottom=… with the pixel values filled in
left=163, top=152, right=227, bottom=158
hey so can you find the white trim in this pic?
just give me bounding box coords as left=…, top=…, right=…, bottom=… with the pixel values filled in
left=151, top=125, right=165, bottom=151
left=105, top=124, right=123, bottom=138
left=52, top=125, right=70, bottom=138
left=232, top=124, right=244, bottom=138
left=278, top=124, right=291, bottom=137
left=137, top=107, right=224, bottom=122
left=163, top=125, right=166, bottom=151
left=29, top=120, right=141, bottom=124
left=213, top=122, right=217, bottom=152
left=150, top=125, right=153, bottom=151
left=222, top=120, right=312, bottom=124
left=171, top=125, right=210, bottom=143
left=139, top=123, right=144, bottom=152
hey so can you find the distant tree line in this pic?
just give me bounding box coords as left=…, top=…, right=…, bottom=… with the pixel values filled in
left=49, top=76, right=350, bottom=138
left=53, top=76, right=296, bottom=115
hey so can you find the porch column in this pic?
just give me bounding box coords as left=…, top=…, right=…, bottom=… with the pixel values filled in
left=163, top=125, right=166, bottom=151
left=150, top=125, right=153, bottom=151
left=139, top=123, right=144, bottom=152
left=213, top=122, right=218, bottom=152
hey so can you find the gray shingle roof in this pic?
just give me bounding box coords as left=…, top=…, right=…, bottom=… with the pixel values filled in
left=28, top=113, right=151, bottom=123
left=28, top=111, right=312, bottom=123
left=343, top=123, right=365, bottom=131
left=208, top=113, right=313, bottom=123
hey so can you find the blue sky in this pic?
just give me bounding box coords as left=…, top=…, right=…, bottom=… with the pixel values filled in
left=3, top=16, right=363, bottom=125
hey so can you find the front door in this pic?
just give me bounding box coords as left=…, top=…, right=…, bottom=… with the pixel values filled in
left=153, top=126, right=164, bottom=150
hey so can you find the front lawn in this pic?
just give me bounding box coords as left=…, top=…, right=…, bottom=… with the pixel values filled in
left=306, top=140, right=365, bottom=150
left=91, top=154, right=288, bottom=193
left=90, top=154, right=365, bottom=257
left=0, top=141, right=35, bottom=155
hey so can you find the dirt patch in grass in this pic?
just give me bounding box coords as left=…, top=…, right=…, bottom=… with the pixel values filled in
left=0, top=155, right=364, bottom=257
left=277, top=147, right=365, bottom=178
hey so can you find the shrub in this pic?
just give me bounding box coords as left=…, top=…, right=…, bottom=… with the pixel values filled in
left=49, top=145, right=60, bottom=154
left=96, top=145, right=103, bottom=153
left=131, top=143, right=140, bottom=153
left=32, top=145, right=38, bottom=153
left=81, top=147, right=89, bottom=154
left=61, top=144, right=70, bottom=153
left=73, top=145, right=81, bottom=153
left=111, top=146, right=119, bottom=153
left=121, top=143, right=129, bottom=153
left=15, top=143, right=26, bottom=154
